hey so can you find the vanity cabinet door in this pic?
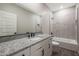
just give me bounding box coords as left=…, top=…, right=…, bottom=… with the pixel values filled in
left=23, top=48, right=30, bottom=56
left=42, top=39, right=49, bottom=56
left=31, top=41, right=44, bottom=56
left=13, top=48, right=30, bottom=56
left=31, top=47, right=44, bottom=56
left=30, top=37, right=52, bottom=56
left=47, top=38, right=53, bottom=56
left=43, top=38, right=52, bottom=56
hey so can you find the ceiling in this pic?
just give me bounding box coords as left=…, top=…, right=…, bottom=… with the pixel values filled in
left=16, top=3, right=75, bottom=15
left=16, top=3, right=49, bottom=15
left=46, top=3, right=75, bottom=12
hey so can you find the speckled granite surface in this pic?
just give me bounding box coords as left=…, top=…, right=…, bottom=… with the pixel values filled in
left=0, top=34, right=50, bottom=56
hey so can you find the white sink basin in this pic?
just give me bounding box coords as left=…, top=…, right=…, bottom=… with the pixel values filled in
left=30, top=37, right=42, bottom=40
left=36, top=35, right=46, bottom=38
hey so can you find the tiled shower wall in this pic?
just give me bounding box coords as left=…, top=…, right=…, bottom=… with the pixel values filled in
left=52, top=6, right=76, bottom=40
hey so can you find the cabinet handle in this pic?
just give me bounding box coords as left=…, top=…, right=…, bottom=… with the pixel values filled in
left=36, top=47, right=42, bottom=50
left=48, top=44, right=50, bottom=48
left=38, top=47, right=42, bottom=49
left=42, top=49, right=44, bottom=56
left=22, top=54, right=25, bottom=56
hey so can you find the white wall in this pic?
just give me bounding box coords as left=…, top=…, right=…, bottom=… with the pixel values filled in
left=32, top=15, right=41, bottom=32
left=41, top=11, right=51, bottom=34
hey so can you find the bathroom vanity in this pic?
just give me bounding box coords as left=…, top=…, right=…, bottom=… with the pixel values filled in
left=0, top=34, right=52, bottom=56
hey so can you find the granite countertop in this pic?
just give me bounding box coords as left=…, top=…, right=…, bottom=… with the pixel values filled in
left=0, top=34, right=51, bottom=56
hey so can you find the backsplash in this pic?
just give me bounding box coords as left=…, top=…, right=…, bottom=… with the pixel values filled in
left=0, top=34, right=28, bottom=43
left=0, top=32, right=42, bottom=43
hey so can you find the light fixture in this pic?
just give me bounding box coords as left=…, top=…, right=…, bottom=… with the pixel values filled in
left=60, top=5, right=63, bottom=9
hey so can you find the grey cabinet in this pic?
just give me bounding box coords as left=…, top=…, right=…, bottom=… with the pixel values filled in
left=12, top=37, right=52, bottom=56
left=30, top=37, right=52, bottom=56
left=31, top=47, right=44, bottom=56
left=43, top=38, right=52, bottom=56
left=42, top=39, right=49, bottom=56
left=13, top=48, right=30, bottom=56
left=31, top=41, right=44, bottom=56
left=48, top=38, right=53, bottom=56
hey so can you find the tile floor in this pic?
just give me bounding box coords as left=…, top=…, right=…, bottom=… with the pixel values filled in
left=52, top=46, right=79, bottom=56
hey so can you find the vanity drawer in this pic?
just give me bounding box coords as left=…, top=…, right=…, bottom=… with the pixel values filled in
left=31, top=47, right=43, bottom=56
left=31, top=42, right=43, bottom=53
left=31, top=39, right=49, bottom=52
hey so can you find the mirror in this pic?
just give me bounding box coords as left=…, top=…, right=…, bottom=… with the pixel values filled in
left=0, top=3, right=42, bottom=36
left=0, top=10, right=17, bottom=36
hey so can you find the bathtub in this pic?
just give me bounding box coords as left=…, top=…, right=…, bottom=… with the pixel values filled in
left=52, top=37, right=78, bottom=51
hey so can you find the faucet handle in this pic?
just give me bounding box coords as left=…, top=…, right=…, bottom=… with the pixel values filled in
left=51, top=32, right=53, bottom=35
left=28, top=34, right=30, bottom=38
